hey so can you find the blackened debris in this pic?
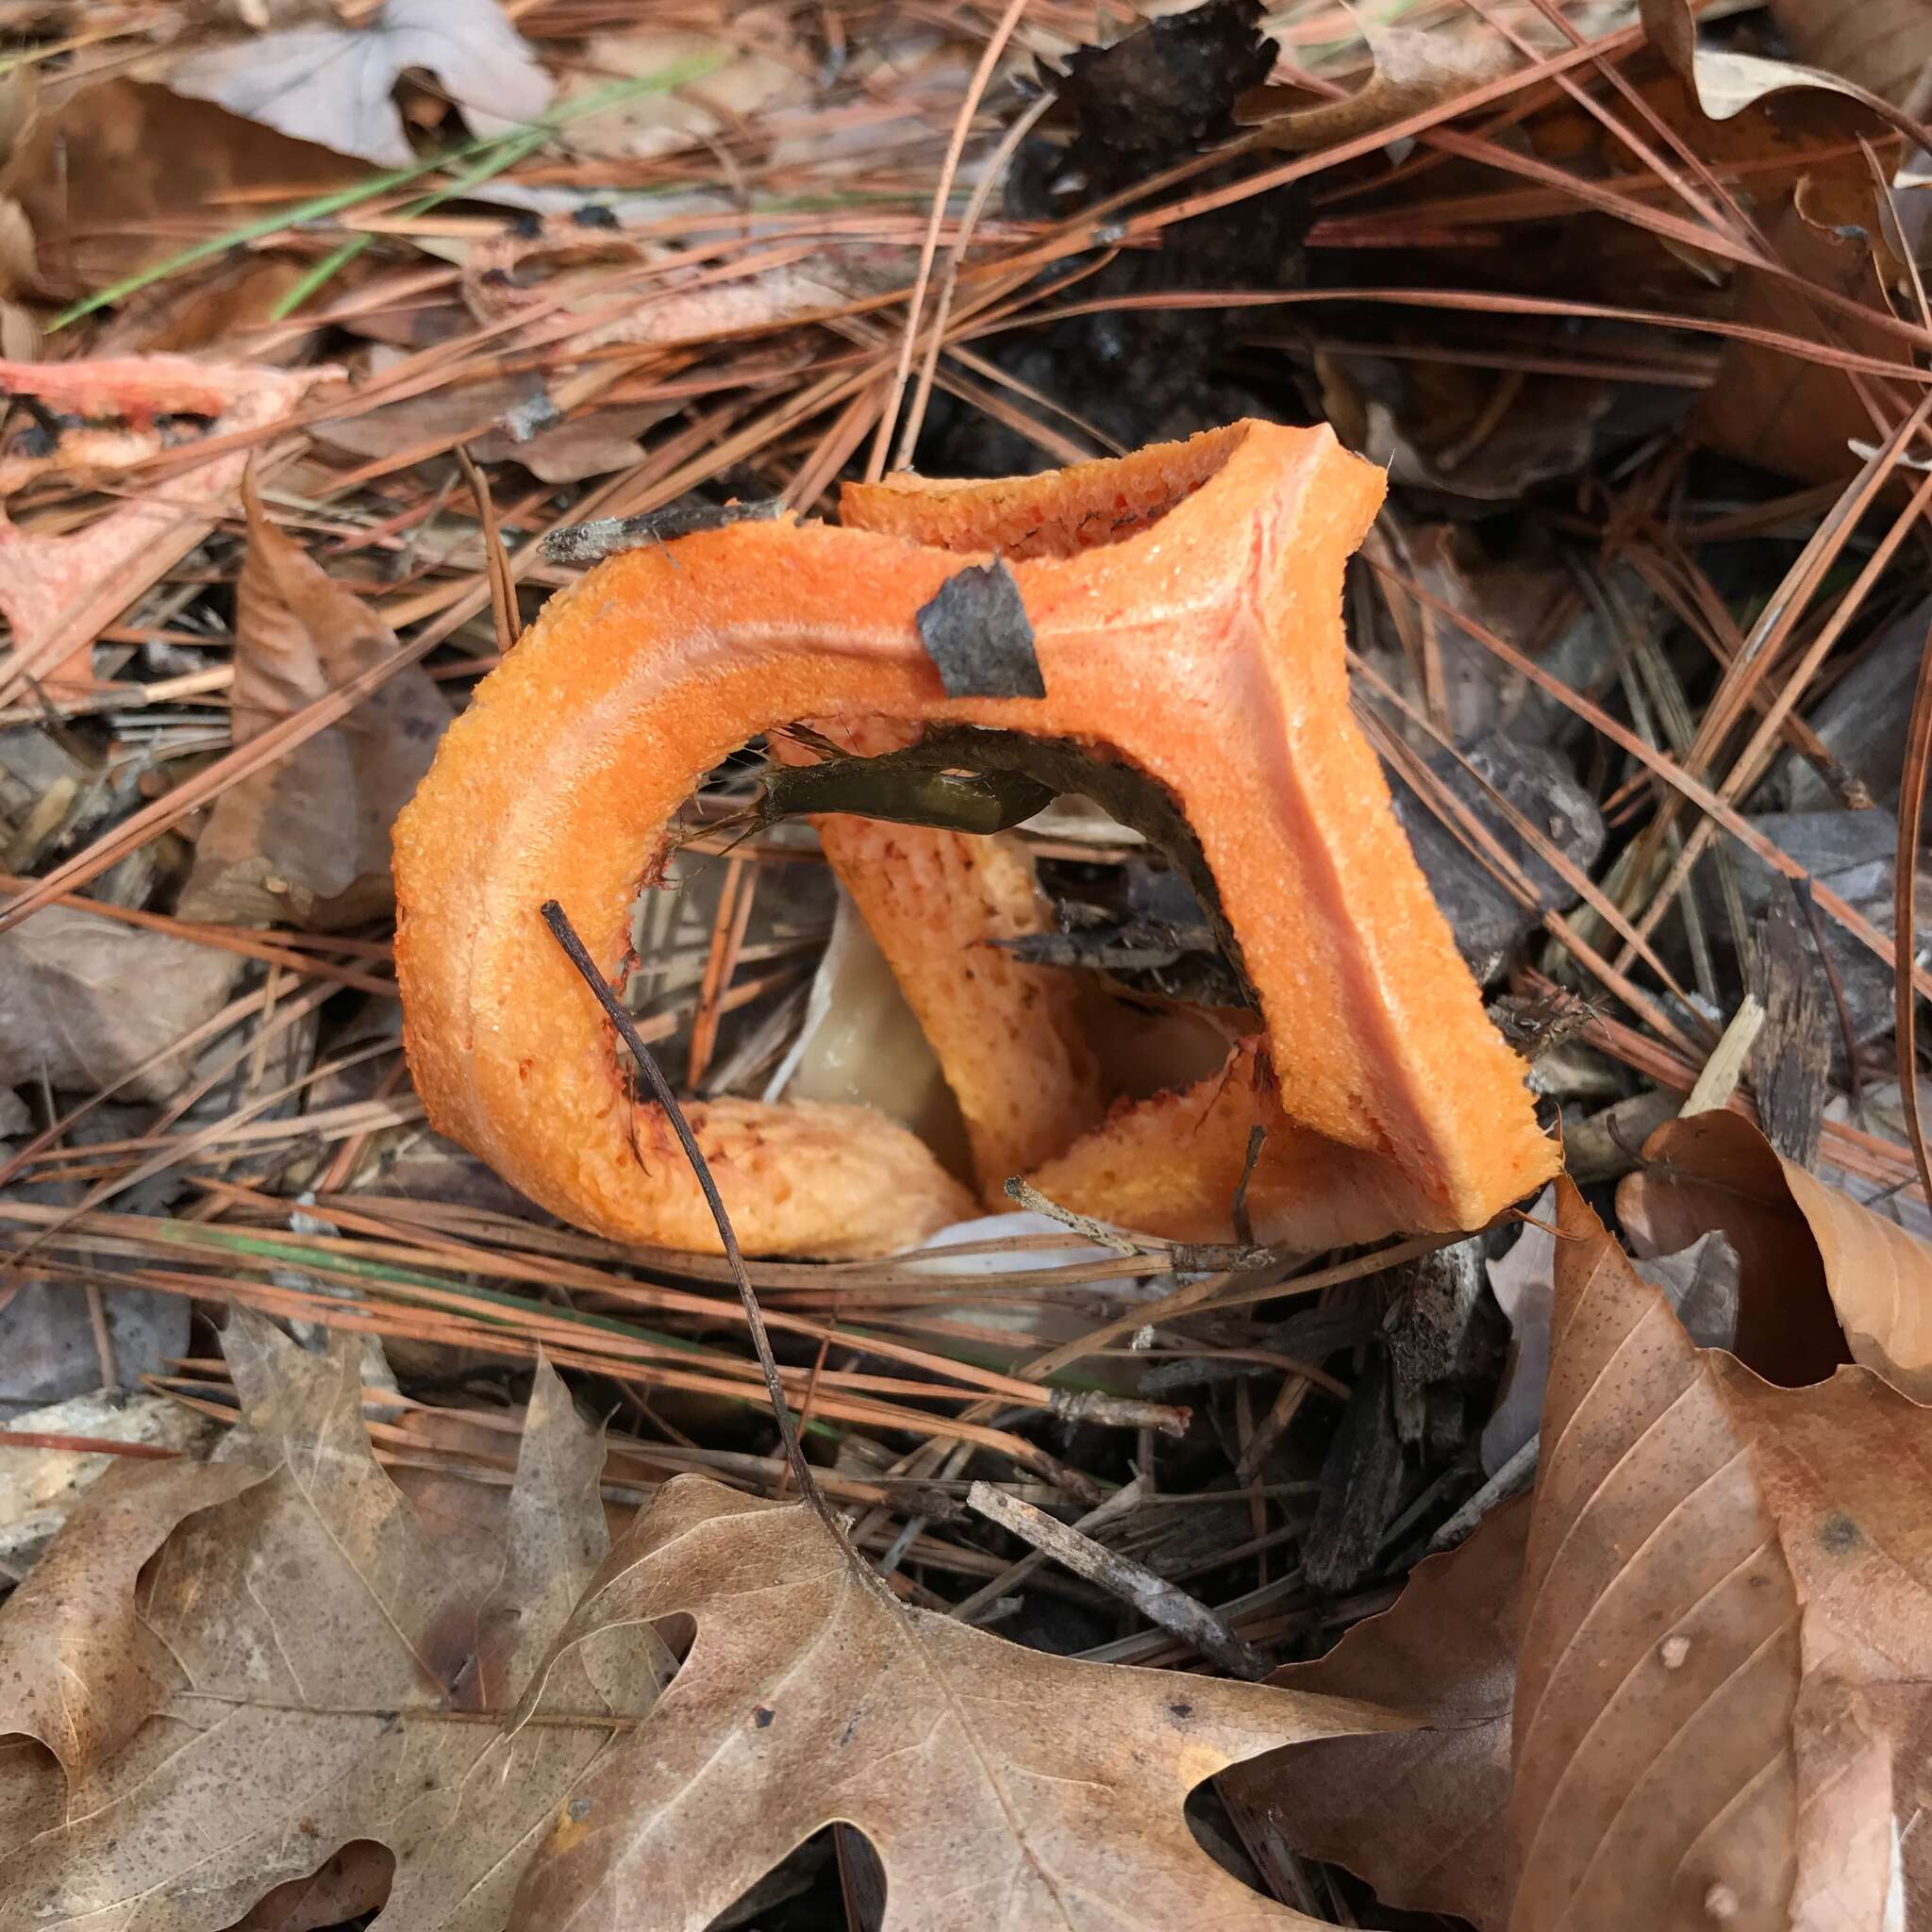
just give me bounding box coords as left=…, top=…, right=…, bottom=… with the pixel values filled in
left=920, top=1, right=1309, bottom=476
left=914, top=559, right=1044, bottom=700
left=543, top=497, right=784, bottom=565
left=1010, top=860, right=1243, bottom=1005
left=572, top=204, right=620, bottom=228
left=1058, top=0, right=1273, bottom=185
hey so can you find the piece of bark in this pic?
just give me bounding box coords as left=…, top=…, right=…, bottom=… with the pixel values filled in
left=966, top=1480, right=1271, bottom=1678
left=1303, top=1351, right=1406, bottom=1593
left=1563, top=1087, right=1679, bottom=1183
left=1750, top=896, right=1828, bottom=1166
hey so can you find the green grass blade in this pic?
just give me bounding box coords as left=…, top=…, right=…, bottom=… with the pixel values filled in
left=51, top=49, right=729, bottom=331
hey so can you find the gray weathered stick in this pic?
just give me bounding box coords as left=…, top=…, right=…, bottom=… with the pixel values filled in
left=951, top=1476, right=1146, bottom=1624
left=966, top=1479, right=1273, bottom=1678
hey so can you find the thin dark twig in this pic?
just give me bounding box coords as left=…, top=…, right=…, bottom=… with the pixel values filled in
left=538, top=899, right=837, bottom=1531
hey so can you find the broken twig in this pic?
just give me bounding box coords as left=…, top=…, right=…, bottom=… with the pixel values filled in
left=966, top=1479, right=1273, bottom=1678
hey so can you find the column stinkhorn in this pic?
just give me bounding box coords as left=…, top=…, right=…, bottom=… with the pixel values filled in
left=393, top=420, right=1557, bottom=1258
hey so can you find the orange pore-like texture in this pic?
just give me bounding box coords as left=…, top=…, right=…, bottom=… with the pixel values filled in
left=393, top=420, right=1557, bottom=1257
left=771, top=714, right=1107, bottom=1199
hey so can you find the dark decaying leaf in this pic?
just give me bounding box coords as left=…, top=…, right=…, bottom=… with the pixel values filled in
left=1222, top=1495, right=1528, bottom=1932
left=175, top=472, right=451, bottom=929
left=1056, top=0, right=1274, bottom=184
left=913, top=558, right=1044, bottom=700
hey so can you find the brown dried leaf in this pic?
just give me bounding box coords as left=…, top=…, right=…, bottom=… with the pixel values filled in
left=551, top=27, right=807, bottom=161
left=1222, top=1495, right=1528, bottom=1932
left=1769, top=0, right=1932, bottom=108
left=0, top=80, right=356, bottom=300
left=1250, top=26, right=1517, bottom=151
left=1621, top=1108, right=1932, bottom=1398
left=1512, top=1179, right=1932, bottom=1929
left=175, top=472, right=449, bottom=928
left=0, top=1310, right=673, bottom=1930
left=1643, top=0, right=1925, bottom=128
left=511, top=1475, right=1404, bottom=1930
left=1637, top=0, right=1916, bottom=482
left=0, top=1454, right=268, bottom=1805
left=1693, top=176, right=1910, bottom=486
left=0, top=902, right=246, bottom=1099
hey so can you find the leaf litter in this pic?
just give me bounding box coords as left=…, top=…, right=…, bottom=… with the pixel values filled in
left=0, top=1309, right=1398, bottom=1930
left=5, top=0, right=1932, bottom=1924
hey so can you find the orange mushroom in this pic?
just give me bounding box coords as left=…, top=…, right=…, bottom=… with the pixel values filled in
left=393, top=421, right=1557, bottom=1258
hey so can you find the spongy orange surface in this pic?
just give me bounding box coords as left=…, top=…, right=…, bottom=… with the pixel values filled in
left=773, top=716, right=1106, bottom=1197
left=394, top=421, right=1557, bottom=1256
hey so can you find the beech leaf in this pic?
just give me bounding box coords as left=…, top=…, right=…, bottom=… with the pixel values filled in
left=175, top=473, right=450, bottom=929
left=1620, top=1109, right=1932, bottom=1395
left=0, top=1310, right=671, bottom=1931
left=510, top=1474, right=1405, bottom=1930
left=1512, top=1178, right=1932, bottom=1930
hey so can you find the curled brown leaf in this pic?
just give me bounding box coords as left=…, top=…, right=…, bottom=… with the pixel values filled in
left=1512, top=1178, right=1932, bottom=1930
left=1621, top=1108, right=1932, bottom=1397
left=1222, top=1495, right=1528, bottom=1932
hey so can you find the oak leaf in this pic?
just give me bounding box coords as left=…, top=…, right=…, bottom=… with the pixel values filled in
left=175, top=473, right=450, bottom=929
left=510, top=1476, right=1405, bottom=1930
left=0, top=1309, right=671, bottom=1931
left=1233, top=1167, right=1932, bottom=1932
